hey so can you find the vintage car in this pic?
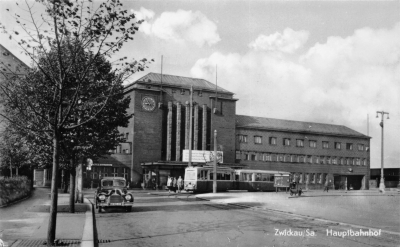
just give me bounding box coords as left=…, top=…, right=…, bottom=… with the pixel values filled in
left=95, top=176, right=134, bottom=212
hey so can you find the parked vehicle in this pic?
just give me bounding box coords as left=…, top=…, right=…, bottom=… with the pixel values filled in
left=95, top=177, right=134, bottom=212
left=289, top=181, right=303, bottom=196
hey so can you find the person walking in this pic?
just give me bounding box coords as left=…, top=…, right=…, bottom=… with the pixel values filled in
left=167, top=176, right=172, bottom=193
left=172, top=177, right=178, bottom=193
left=177, top=176, right=183, bottom=193
left=324, top=180, right=331, bottom=192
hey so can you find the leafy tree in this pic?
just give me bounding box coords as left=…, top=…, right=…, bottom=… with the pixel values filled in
left=0, top=0, right=150, bottom=244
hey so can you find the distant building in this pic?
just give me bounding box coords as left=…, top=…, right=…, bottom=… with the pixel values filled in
left=85, top=72, right=371, bottom=190
left=370, top=168, right=400, bottom=188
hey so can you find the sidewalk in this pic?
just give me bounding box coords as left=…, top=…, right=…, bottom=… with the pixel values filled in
left=4, top=191, right=94, bottom=247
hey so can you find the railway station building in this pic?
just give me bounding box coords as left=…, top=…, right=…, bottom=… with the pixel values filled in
left=86, top=72, right=371, bottom=190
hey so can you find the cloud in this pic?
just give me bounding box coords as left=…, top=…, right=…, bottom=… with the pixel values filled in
left=191, top=24, right=400, bottom=167
left=249, top=28, right=310, bottom=53
left=132, top=8, right=220, bottom=47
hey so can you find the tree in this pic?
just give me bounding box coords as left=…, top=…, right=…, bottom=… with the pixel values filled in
left=0, top=0, right=150, bottom=244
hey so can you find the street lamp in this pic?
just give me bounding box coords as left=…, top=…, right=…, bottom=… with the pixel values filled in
left=376, top=111, right=389, bottom=193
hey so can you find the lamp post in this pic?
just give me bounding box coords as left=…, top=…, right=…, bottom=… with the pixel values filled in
left=376, top=111, right=389, bottom=193
left=213, top=130, right=217, bottom=194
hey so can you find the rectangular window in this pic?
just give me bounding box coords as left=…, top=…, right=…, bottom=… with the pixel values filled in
left=122, top=168, right=128, bottom=179
left=284, top=155, right=291, bottom=162
left=309, top=140, right=317, bottom=148
left=125, top=132, right=129, bottom=140
left=112, top=168, right=118, bottom=177
left=291, top=155, right=298, bottom=163
left=244, top=154, right=250, bottom=160
left=238, top=135, right=248, bottom=143
left=356, top=158, right=361, bottom=166
left=311, top=173, right=316, bottom=184
left=318, top=173, right=323, bottom=184
left=264, top=154, right=272, bottom=161
left=346, top=143, right=353, bottom=150
left=320, top=156, right=325, bottom=164
left=335, top=142, right=341, bottom=150
left=326, top=157, right=331, bottom=164
left=315, top=156, right=319, bottom=164
left=340, top=158, right=345, bottom=165
left=278, top=155, right=284, bottom=162
left=299, top=156, right=305, bottom=163
left=358, top=144, right=364, bottom=151
left=299, top=173, right=303, bottom=184
left=363, top=159, right=367, bottom=166
left=251, top=154, right=257, bottom=161
left=283, top=138, right=291, bottom=146
left=347, top=158, right=352, bottom=166
left=235, top=151, right=241, bottom=160
left=296, top=139, right=304, bottom=147
left=323, top=141, right=329, bottom=149
left=332, top=157, right=337, bottom=165
left=254, top=136, right=262, bottom=144
left=269, top=137, right=277, bottom=145
left=307, top=156, right=313, bottom=163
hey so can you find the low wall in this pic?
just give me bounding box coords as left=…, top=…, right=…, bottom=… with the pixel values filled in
left=0, top=176, right=32, bottom=207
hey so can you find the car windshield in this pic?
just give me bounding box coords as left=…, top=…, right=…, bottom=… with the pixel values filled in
left=102, top=180, right=125, bottom=187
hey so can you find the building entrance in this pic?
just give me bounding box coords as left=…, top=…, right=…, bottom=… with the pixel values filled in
left=334, top=175, right=364, bottom=190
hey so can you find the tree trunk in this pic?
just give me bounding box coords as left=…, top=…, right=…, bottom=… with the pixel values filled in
left=47, top=130, right=59, bottom=246
left=69, top=164, right=76, bottom=213
left=77, top=162, right=83, bottom=203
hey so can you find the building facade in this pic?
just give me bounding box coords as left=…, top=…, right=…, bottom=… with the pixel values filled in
left=235, top=116, right=371, bottom=190
left=84, top=72, right=371, bottom=190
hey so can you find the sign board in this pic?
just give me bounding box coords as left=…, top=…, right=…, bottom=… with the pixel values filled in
left=92, top=163, right=113, bottom=167
left=274, top=175, right=290, bottom=188
left=182, top=150, right=223, bottom=163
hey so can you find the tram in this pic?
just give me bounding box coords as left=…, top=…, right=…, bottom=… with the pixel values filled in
left=184, top=166, right=236, bottom=192
left=184, top=166, right=291, bottom=193
left=235, top=169, right=291, bottom=192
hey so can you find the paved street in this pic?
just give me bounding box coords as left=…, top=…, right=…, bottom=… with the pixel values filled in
left=92, top=190, right=400, bottom=247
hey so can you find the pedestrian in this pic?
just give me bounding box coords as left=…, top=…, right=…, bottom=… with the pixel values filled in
left=324, top=180, right=331, bottom=192
left=172, top=177, right=178, bottom=193
left=177, top=176, right=183, bottom=193
left=167, top=176, right=172, bottom=193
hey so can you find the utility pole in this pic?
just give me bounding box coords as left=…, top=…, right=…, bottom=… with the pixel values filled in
left=213, top=130, right=217, bottom=193
left=188, top=86, right=193, bottom=167
left=376, top=111, right=389, bottom=193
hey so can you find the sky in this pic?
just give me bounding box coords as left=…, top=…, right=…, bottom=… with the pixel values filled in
left=0, top=0, right=399, bottom=168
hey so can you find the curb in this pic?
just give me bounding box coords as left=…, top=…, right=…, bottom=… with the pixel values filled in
left=81, top=198, right=97, bottom=247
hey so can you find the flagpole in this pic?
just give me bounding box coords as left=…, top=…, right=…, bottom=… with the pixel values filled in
left=188, top=86, right=193, bottom=167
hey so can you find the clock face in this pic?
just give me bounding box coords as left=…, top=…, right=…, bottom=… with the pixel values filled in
left=142, top=96, right=156, bottom=111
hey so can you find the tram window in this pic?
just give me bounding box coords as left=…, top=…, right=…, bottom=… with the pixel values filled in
left=269, top=175, right=274, bottom=182
left=217, top=173, right=231, bottom=180
left=243, top=173, right=252, bottom=182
